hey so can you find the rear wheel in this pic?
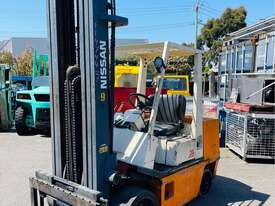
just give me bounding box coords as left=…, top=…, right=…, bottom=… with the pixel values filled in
left=44, top=129, right=51, bottom=137
left=199, top=169, right=213, bottom=197
left=15, top=107, right=33, bottom=136
left=112, top=186, right=159, bottom=206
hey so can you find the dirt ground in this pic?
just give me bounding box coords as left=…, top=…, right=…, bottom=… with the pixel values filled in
left=0, top=132, right=274, bottom=206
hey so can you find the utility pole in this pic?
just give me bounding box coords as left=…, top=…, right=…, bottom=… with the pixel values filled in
left=195, top=0, right=200, bottom=49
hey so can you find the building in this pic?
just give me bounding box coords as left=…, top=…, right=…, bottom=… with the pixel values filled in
left=0, top=37, right=48, bottom=57
left=219, top=17, right=275, bottom=160
left=218, top=16, right=275, bottom=102
left=0, top=37, right=148, bottom=57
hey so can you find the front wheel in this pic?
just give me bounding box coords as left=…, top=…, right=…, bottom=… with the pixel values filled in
left=112, top=186, right=159, bottom=206
left=199, top=169, right=213, bottom=197
left=15, top=107, right=29, bottom=136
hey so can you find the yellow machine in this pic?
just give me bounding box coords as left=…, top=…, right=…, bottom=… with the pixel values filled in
left=115, top=65, right=139, bottom=87
left=163, top=75, right=190, bottom=96
left=115, top=65, right=190, bottom=96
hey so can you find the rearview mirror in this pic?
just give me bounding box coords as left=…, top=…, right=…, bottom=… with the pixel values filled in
left=5, top=80, right=10, bottom=87
left=154, top=57, right=166, bottom=73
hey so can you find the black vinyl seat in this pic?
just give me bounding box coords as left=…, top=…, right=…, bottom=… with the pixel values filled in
left=152, top=94, right=186, bottom=136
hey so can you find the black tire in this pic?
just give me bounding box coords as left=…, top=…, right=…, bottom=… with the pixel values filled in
left=199, top=169, right=213, bottom=197
left=15, top=107, right=29, bottom=136
left=112, top=186, right=159, bottom=206
left=44, top=129, right=51, bottom=137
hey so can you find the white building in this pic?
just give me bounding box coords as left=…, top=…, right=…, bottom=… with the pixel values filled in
left=0, top=37, right=48, bottom=57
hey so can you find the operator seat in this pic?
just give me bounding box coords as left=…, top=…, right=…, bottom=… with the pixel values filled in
left=153, top=94, right=186, bottom=136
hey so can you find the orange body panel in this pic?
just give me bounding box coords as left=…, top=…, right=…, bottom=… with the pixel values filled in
left=157, top=118, right=220, bottom=206
left=203, top=118, right=220, bottom=163
left=160, top=162, right=207, bottom=206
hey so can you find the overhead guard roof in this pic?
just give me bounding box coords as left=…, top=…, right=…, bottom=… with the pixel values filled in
left=116, top=41, right=201, bottom=59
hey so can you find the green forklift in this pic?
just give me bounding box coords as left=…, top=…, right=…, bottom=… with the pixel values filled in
left=0, top=64, right=12, bottom=131
left=15, top=51, right=50, bottom=136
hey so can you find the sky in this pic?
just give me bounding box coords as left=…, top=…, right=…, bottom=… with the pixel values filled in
left=0, top=0, right=274, bottom=44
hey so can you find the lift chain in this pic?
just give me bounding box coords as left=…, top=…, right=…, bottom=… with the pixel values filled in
left=64, top=66, right=83, bottom=183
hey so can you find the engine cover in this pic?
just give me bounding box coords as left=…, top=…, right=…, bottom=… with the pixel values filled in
left=155, top=136, right=196, bottom=166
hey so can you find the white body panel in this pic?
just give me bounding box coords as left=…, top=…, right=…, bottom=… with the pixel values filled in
left=113, top=42, right=203, bottom=169
left=115, top=110, right=145, bottom=130
left=192, top=52, right=203, bottom=159
left=113, top=128, right=158, bottom=169
left=155, top=136, right=196, bottom=166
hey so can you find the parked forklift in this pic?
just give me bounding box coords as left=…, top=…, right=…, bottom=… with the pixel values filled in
left=115, top=63, right=190, bottom=96
left=29, top=1, right=219, bottom=205
left=15, top=51, right=50, bottom=135
left=0, top=64, right=12, bottom=131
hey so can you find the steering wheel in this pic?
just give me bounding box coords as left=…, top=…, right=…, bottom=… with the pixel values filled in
left=128, top=93, right=151, bottom=110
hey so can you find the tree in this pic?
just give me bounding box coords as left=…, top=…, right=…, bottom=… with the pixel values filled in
left=16, top=48, right=34, bottom=76
left=116, top=56, right=139, bottom=66
left=166, top=55, right=194, bottom=75
left=198, top=6, right=247, bottom=67
left=115, top=54, right=194, bottom=76
left=114, top=42, right=197, bottom=76
left=0, top=51, right=14, bottom=66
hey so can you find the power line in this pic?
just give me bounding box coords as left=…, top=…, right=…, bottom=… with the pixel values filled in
left=119, top=22, right=194, bottom=30
left=118, top=22, right=194, bottom=33
left=118, top=7, right=193, bottom=16
left=201, top=3, right=221, bottom=13
left=120, top=9, right=193, bottom=17
left=117, top=5, right=193, bottom=12
left=200, top=10, right=216, bottom=19
left=118, top=24, right=194, bottom=33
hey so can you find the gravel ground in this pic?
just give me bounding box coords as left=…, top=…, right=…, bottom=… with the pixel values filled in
left=0, top=132, right=274, bottom=206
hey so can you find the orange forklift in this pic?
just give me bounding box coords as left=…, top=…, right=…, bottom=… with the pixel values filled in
left=29, top=1, right=220, bottom=205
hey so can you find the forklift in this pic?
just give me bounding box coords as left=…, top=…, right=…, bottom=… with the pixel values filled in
left=15, top=50, right=50, bottom=135
left=29, top=0, right=220, bottom=205
left=0, top=64, right=12, bottom=130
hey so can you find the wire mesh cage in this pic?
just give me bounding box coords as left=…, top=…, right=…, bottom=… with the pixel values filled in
left=226, top=111, right=275, bottom=159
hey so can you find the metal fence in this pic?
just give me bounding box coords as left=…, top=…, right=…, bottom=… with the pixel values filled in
left=226, top=111, right=275, bottom=159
